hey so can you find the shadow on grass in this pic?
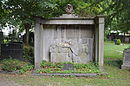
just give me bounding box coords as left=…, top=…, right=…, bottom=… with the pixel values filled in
left=105, top=59, right=123, bottom=68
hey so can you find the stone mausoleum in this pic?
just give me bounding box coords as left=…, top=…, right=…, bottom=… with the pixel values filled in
left=34, top=4, right=105, bottom=68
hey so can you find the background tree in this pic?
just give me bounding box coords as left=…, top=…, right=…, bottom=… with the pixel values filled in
left=1, top=0, right=57, bottom=45
left=1, top=0, right=103, bottom=45
left=1, top=0, right=130, bottom=44
left=100, top=0, right=130, bottom=32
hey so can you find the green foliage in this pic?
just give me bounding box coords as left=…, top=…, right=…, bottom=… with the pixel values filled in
left=1, top=59, right=26, bottom=72
left=0, top=0, right=57, bottom=26
left=73, top=62, right=100, bottom=73
left=3, top=39, right=11, bottom=44
left=115, top=39, right=121, bottom=45
left=23, top=46, right=34, bottom=64
left=75, top=1, right=103, bottom=17
left=19, top=65, right=34, bottom=74
left=40, top=60, right=63, bottom=68
left=127, top=46, right=130, bottom=49
left=100, top=0, right=130, bottom=32
left=105, top=59, right=122, bottom=68
left=104, top=36, right=107, bottom=41
left=73, top=62, right=98, bottom=69
left=1, top=59, right=33, bottom=73
left=36, top=61, right=100, bottom=74
left=0, top=0, right=104, bottom=27
left=40, top=60, right=55, bottom=68
left=0, top=0, right=130, bottom=34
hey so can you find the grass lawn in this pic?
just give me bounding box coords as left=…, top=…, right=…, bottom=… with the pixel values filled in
left=104, top=41, right=129, bottom=59
left=0, top=41, right=130, bottom=86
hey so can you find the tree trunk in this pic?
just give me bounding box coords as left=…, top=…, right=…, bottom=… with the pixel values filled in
left=123, top=32, right=125, bottom=43
left=24, top=24, right=31, bottom=45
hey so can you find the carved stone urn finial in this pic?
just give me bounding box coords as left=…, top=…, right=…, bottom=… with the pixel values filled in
left=65, top=4, right=73, bottom=14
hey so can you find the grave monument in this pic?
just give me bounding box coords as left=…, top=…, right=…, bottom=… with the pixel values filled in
left=34, top=4, right=105, bottom=69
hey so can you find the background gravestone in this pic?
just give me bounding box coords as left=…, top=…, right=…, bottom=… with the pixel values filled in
left=1, top=42, right=23, bottom=60
left=122, top=48, right=130, bottom=69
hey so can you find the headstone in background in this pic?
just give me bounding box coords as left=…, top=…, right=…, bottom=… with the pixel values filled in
left=1, top=42, right=23, bottom=60
left=122, top=48, right=130, bottom=69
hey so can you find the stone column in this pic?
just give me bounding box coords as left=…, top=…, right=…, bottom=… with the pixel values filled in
left=95, top=15, right=105, bottom=66
left=34, top=19, right=42, bottom=69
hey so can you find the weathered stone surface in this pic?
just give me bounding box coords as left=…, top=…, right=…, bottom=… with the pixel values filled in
left=33, top=72, right=98, bottom=77
left=122, top=48, right=130, bottom=69
left=50, top=53, right=72, bottom=63
left=50, top=40, right=89, bottom=63
left=63, top=64, right=74, bottom=70
left=77, top=44, right=89, bottom=63
left=50, top=41, right=72, bottom=62
left=34, top=11, right=105, bottom=69
left=65, top=4, right=73, bottom=14
left=124, top=52, right=130, bottom=61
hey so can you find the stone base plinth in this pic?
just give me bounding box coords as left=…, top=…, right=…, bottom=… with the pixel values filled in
left=121, top=65, right=130, bottom=70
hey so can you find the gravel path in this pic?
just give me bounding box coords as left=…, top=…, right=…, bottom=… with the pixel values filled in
left=0, top=73, right=28, bottom=86
left=0, top=79, right=20, bottom=86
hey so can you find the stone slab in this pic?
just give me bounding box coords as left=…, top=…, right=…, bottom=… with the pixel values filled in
left=50, top=40, right=90, bottom=63
left=50, top=53, right=72, bottom=62
left=121, top=65, right=130, bottom=69
left=32, top=72, right=108, bottom=77
left=32, top=73, right=97, bottom=77
left=63, top=64, right=74, bottom=70
left=122, top=48, right=130, bottom=69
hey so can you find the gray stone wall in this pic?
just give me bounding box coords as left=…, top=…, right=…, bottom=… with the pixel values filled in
left=41, top=25, right=94, bottom=63
left=34, top=15, right=105, bottom=69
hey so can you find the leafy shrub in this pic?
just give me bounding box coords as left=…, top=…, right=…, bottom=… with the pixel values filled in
left=127, top=46, right=130, bottom=49
left=40, top=60, right=55, bottom=68
left=40, top=60, right=64, bottom=68
left=1, top=59, right=27, bottom=72
left=19, top=65, right=34, bottom=74
left=37, top=61, right=100, bottom=73
left=114, top=39, right=121, bottom=45
left=1, top=59, right=34, bottom=73
left=104, top=36, right=108, bottom=41
left=23, top=46, right=34, bottom=64
left=105, top=60, right=123, bottom=68
left=73, top=62, right=99, bottom=73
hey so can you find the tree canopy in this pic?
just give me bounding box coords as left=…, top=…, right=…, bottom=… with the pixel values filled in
left=0, top=0, right=130, bottom=44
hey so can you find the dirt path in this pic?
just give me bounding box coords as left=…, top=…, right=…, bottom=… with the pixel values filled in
left=0, top=78, right=19, bottom=86
left=0, top=73, right=29, bottom=86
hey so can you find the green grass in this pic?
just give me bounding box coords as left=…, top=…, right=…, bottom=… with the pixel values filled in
left=1, top=41, right=130, bottom=86
left=2, top=64, right=130, bottom=86
left=104, top=41, right=129, bottom=58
